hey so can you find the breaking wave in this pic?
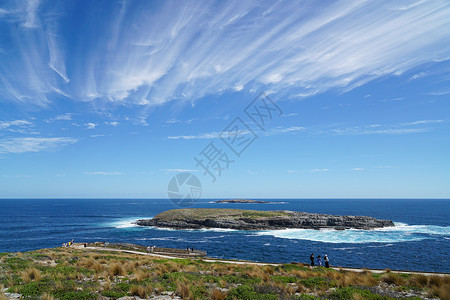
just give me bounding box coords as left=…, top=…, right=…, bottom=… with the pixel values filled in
left=254, top=223, right=450, bottom=244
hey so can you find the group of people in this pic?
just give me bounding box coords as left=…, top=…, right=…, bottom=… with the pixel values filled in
left=146, top=245, right=156, bottom=253
left=62, top=239, right=75, bottom=247
left=310, top=253, right=330, bottom=268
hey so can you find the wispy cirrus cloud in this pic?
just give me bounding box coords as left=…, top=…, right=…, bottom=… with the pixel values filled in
left=0, top=120, right=32, bottom=130
left=160, top=169, right=199, bottom=173
left=428, top=90, right=450, bottom=96
left=83, top=171, right=124, bottom=176
left=332, top=127, right=429, bottom=135
left=1, top=1, right=450, bottom=107
left=168, top=126, right=305, bottom=140
left=330, top=119, right=445, bottom=136
left=401, top=120, right=444, bottom=126
left=0, top=137, right=77, bottom=154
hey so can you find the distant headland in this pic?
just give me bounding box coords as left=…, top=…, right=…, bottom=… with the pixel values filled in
left=136, top=208, right=394, bottom=230
left=214, top=199, right=272, bottom=203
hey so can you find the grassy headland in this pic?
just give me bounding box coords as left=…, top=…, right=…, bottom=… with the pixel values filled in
left=152, top=208, right=290, bottom=221
left=0, top=245, right=449, bottom=299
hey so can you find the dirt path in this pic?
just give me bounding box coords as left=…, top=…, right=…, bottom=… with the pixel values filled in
left=75, top=245, right=449, bottom=276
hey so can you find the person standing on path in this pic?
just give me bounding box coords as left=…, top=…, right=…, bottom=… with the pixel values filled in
left=310, top=254, right=315, bottom=266
left=317, top=255, right=322, bottom=267
left=324, top=254, right=329, bottom=268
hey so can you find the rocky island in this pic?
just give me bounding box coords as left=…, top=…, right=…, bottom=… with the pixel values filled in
left=214, top=199, right=272, bottom=203
left=136, top=208, right=394, bottom=230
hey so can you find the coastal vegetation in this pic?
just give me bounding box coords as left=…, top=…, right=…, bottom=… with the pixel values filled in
left=0, top=245, right=449, bottom=299
left=149, top=208, right=291, bottom=221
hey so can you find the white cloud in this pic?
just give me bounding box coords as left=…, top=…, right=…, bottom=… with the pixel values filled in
left=401, top=119, right=444, bottom=125
left=332, top=127, right=429, bottom=135
left=23, top=0, right=41, bottom=29
left=105, top=121, right=119, bottom=126
left=0, top=137, right=77, bottom=154
left=409, top=72, right=427, bottom=80
left=311, top=168, right=329, bottom=172
left=429, top=90, right=450, bottom=96
left=381, top=97, right=404, bottom=102
left=0, top=120, right=32, bottom=130
left=166, top=119, right=181, bottom=124
left=351, top=168, right=364, bottom=171
left=161, top=169, right=199, bottom=173
left=53, top=114, right=72, bottom=121
left=85, top=122, right=97, bottom=129
left=168, top=126, right=305, bottom=140
left=84, top=171, right=124, bottom=176
left=2, top=1, right=450, bottom=107
left=0, top=8, right=9, bottom=16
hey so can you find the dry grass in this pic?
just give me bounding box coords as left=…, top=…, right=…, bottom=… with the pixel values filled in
left=430, top=285, right=450, bottom=299
left=381, top=273, right=405, bottom=286
left=21, top=267, right=41, bottom=283
left=176, top=279, right=193, bottom=299
left=42, top=293, right=55, bottom=300
left=0, top=284, right=6, bottom=300
left=244, top=267, right=269, bottom=281
left=210, top=288, right=228, bottom=300
left=263, top=265, right=275, bottom=275
left=154, top=263, right=170, bottom=276
left=77, top=257, right=103, bottom=273
left=130, top=285, right=147, bottom=298
left=134, top=269, right=148, bottom=282
left=107, top=262, right=126, bottom=277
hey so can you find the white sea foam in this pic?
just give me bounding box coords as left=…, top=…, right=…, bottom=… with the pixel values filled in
left=110, top=217, right=152, bottom=228
left=254, top=223, right=450, bottom=244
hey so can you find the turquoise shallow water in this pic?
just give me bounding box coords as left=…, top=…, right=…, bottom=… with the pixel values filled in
left=0, top=198, right=449, bottom=272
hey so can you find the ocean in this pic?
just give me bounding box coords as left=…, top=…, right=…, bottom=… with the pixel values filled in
left=0, top=198, right=448, bottom=272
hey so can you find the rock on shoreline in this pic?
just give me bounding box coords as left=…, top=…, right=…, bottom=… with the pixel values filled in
left=136, top=208, right=394, bottom=230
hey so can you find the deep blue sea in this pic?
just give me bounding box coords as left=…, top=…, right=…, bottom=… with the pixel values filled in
left=0, top=199, right=449, bottom=272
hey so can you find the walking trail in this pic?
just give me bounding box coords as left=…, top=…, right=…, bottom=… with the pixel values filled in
left=74, top=245, right=449, bottom=277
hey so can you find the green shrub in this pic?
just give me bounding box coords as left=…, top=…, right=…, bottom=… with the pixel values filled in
left=271, top=275, right=298, bottom=283
left=222, top=274, right=261, bottom=285
left=101, top=290, right=128, bottom=298
left=52, top=290, right=96, bottom=300
left=328, top=287, right=388, bottom=300
left=280, top=264, right=309, bottom=272
left=4, top=257, right=31, bottom=271
left=115, top=281, right=131, bottom=292
left=300, top=277, right=333, bottom=289
left=226, top=285, right=277, bottom=300
left=296, top=295, right=318, bottom=300
left=8, top=280, right=52, bottom=296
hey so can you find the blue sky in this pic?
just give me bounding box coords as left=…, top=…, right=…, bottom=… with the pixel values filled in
left=0, top=0, right=449, bottom=198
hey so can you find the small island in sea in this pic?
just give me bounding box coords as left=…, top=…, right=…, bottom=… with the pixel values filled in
left=136, top=208, right=394, bottom=230
left=214, top=199, right=272, bottom=203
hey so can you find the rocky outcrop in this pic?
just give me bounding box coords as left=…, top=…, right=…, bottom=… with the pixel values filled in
left=215, top=199, right=271, bottom=203
left=136, top=209, right=394, bottom=230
